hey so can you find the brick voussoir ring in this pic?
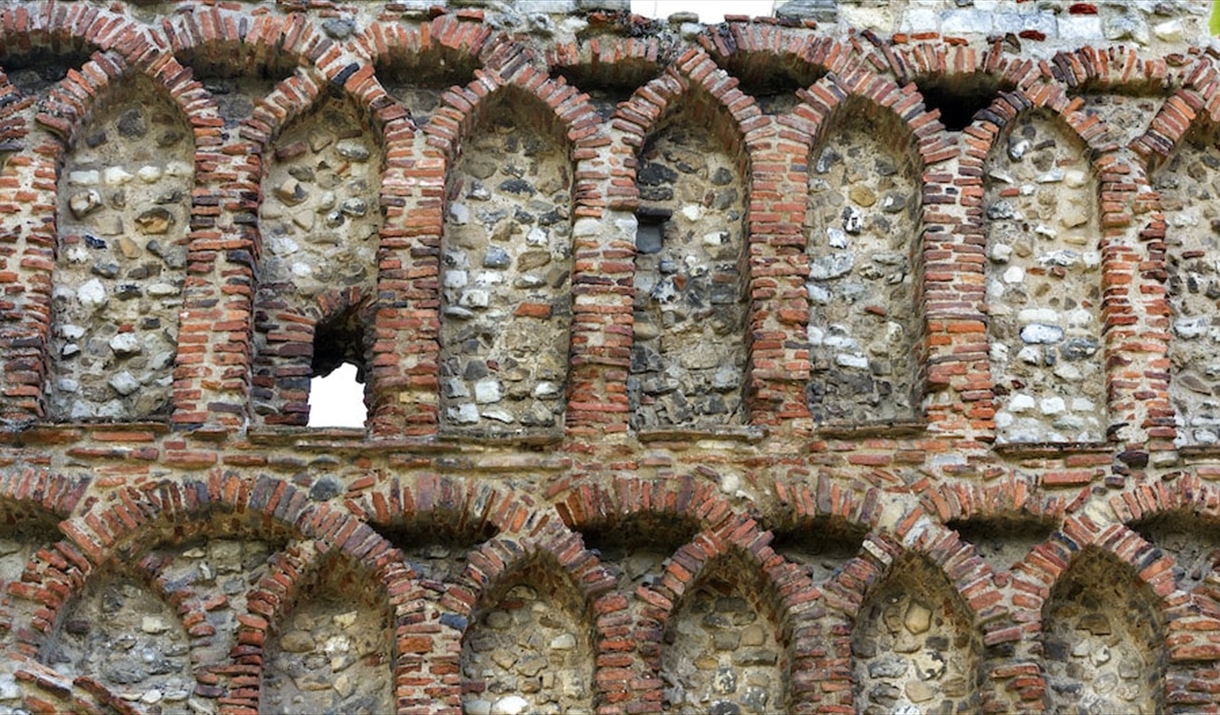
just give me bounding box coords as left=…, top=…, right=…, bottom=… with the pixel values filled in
left=162, top=6, right=325, bottom=74
left=631, top=517, right=815, bottom=710
left=0, top=3, right=155, bottom=71
left=1135, top=80, right=1213, bottom=169
left=440, top=518, right=618, bottom=706
left=553, top=474, right=744, bottom=534
left=698, top=23, right=860, bottom=82
left=352, top=14, right=495, bottom=75
left=229, top=538, right=412, bottom=711
left=917, top=474, right=1066, bottom=525
left=610, top=48, right=759, bottom=211
left=1012, top=517, right=1186, bottom=644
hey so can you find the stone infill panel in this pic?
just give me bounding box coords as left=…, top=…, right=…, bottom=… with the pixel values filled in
left=0, top=1, right=1219, bottom=714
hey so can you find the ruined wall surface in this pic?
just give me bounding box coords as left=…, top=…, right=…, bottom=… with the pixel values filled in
left=4, top=0, right=1220, bottom=714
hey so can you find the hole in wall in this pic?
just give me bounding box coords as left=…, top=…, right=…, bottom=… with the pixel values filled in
left=771, top=517, right=867, bottom=584
left=1, top=50, right=96, bottom=96
left=307, top=363, right=366, bottom=428
left=947, top=516, right=1055, bottom=573
left=913, top=74, right=1013, bottom=132
left=307, top=312, right=368, bottom=429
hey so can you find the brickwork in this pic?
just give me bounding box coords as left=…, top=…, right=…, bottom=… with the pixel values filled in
left=1, top=1, right=1220, bottom=714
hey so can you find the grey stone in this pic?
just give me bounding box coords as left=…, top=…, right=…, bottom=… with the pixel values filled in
left=712, top=667, right=737, bottom=694
left=841, top=206, right=863, bottom=234
left=335, top=140, right=370, bottom=161
left=91, top=261, right=120, bottom=279
left=809, top=253, right=854, bottom=281
left=109, top=333, right=141, bottom=355
left=868, top=656, right=909, bottom=679
left=709, top=702, right=741, bottom=715
left=483, top=246, right=511, bottom=268
left=109, top=371, right=141, bottom=396
left=322, top=17, right=355, bottom=39
left=117, top=109, right=147, bottom=138
left=340, top=198, right=368, bottom=217
left=1020, top=323, right=1064, bottom=344
left=309, top=476, right=343, bottom=501
left=987, top=201, right=1016, bottom=220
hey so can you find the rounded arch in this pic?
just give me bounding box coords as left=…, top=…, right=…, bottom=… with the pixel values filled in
left=1010, top=518, right=1186, bottom=658
left=0, top=3, right=153, bottom=71
left=425, top=69, right=586, bottom=171
left=1026, top=521, right=1176, bottom=714
left=233, top=536, right=405, bottom=714
left=355, top=14, right=493, bottom=86
left=554, top=474, right=743, bottom=535
left=698, top=25, right=856, bottom=88
left=163, top=6, right=315, bottom=80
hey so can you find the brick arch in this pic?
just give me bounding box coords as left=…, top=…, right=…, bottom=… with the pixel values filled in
left=785, top=71, right=946, bottom=427
left=552, top=475, right=761, bottom=709
left=553, top=474, right=743, bottom=534
left=1011, top=518, right=1185, bottom=709
left=19, top=49, right=226, bottom=427
left=1134, top=79, right=1217, bottom=172
left=796, top=71, right=948, bottom=184
left=424, top=68, right=592, bottom=171
left=1109, top=475, right=1220, bottom=609
left=918, top=474, right=1066, bottom=525
left=698, top=24, right=858, bottom=82
left=1011, top=517, right=1184, bottom=640
left=817, top=516, right=1001, bottom=626
left=826, top=526, right=999, bottom=712
left=610, top=48, right=760, bottom=212
left=0, top=474, right=92, bottom=651
left=434, top=517, right=617, bottom=711
left=162, top=6, right=318, bottom=76
left=354, top=14, right=496, bottom=77
left=49, top=474, right=394, bottom=581
left=630, top=515, right=818, bottom=712
left=0, top=3, right=155, bottom=70
left=10, top=474, right=408, bottom=658
left=1109, top=472, right=1220, bottom=525
left=797, top=505, right=1005, bottom=710
left=350, top=474, right=585, bottom=708
left=226, top=537, right=412, bottom=713
left=967, top=84, right=1135, bottom=445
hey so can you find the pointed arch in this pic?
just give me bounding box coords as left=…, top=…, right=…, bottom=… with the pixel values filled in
left=803, top=84, right=927, bottom=425
left=978, top=92, right=1109, bottom=444
left=435, top=78, right=577, bottom=435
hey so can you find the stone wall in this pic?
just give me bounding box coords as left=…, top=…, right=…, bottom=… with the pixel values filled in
left=3, top=1, right=1220, bottom=715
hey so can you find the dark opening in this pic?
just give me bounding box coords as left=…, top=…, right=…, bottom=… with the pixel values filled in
left=635, top=206, right=671, bottom=255
left=914, top=74, right=1014, bottom=132
left=2, top=50, right=97, bottom=96
left=717, top=54, right=823, bottom=116
left=307, top=311, right=368, bottom=428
